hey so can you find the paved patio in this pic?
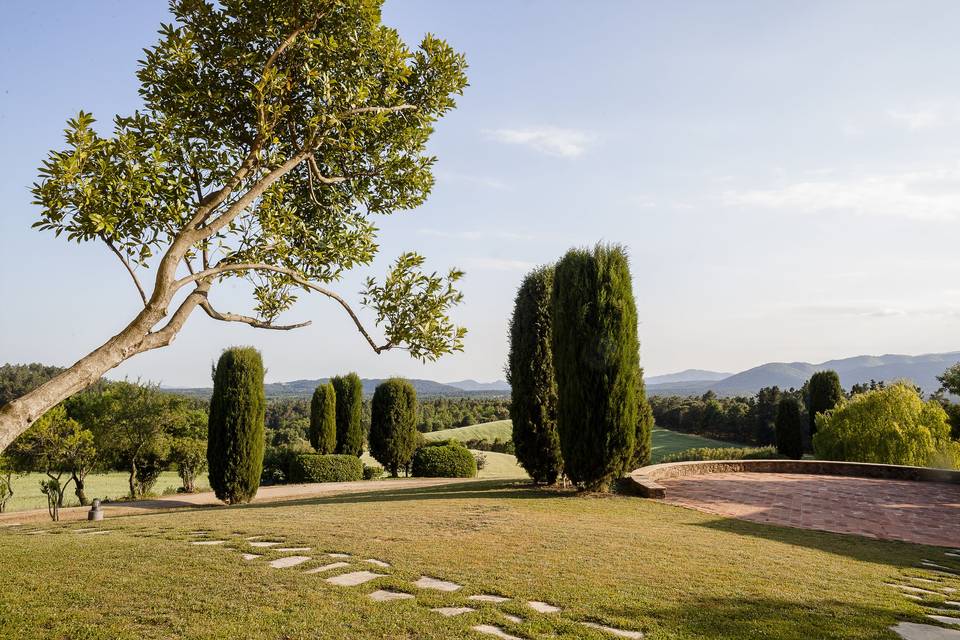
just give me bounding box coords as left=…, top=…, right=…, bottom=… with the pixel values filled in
left=661, top=472, right=960, bottom=547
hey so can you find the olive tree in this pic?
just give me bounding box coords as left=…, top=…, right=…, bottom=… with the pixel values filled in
left=0, top=0, right=468, bottom=452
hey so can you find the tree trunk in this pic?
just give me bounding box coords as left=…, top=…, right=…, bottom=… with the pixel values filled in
left=129, top=460, right=137, bottom=500
left=73, top=471, right=88, bottom=506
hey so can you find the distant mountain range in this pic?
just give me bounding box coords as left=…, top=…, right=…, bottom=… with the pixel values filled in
left=647, top=351, right=960, bottom=397
left=165, top=377, right=510, bottom=399
left=646, top=369, right=733, bottom=385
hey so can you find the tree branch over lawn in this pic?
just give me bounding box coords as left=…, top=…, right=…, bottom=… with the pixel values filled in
left=0, top=0, right=468, bottom=452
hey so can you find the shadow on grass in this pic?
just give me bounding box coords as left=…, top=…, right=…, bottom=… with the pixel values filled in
left=602, top=595, right=912, bottom=640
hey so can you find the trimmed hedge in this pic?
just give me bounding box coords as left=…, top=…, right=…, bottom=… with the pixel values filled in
left=660, top=446, right=779, bottom=464
left=309, top=382, right=336, bottom=454
left=412, top=440, right=477, bottom=478
left=331, top=373, right=364, bottom=456
left=288, top=454, right=363, bottom=483
left=369, top=378, right=419, bottom=476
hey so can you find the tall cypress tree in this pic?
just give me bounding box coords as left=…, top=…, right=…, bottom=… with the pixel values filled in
left=632, top=370, right=655, bottom=469
left=331, top=373, right=364, bottom=456
left=552, top=244, right=639, bottom=490
left=507, top=266, right=563, bottom=484
left=369, top=378, right=419, bottom=476
left=808, top=370, right=843, bottom=437
left=207, top=347, right=265, bottom=504
left=309, top=383, right=337, bottom=454
left=775, top=396, right=804, bottom=460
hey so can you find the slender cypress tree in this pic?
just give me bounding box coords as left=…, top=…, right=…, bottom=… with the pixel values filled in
left=331, top=373, right=364, bottom=456
left=309, top=383, right=337, bottom=454
left=369, top=378, right=419, bottom=476
left=808, top=370, right=843, bottom=437
left=507, top=265, right=563, bottom=484
left=207, top=347, right=265, bottom=504
left=552, top=244, right=639, bottom=490
left=631, top=370, right=655, bottom=469
left=775, top=396, right=804, bottom=460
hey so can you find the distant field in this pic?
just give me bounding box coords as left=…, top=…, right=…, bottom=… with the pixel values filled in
left=5, top=471, right=205, bottom=513
left=425, top=420, right=744, bottom=465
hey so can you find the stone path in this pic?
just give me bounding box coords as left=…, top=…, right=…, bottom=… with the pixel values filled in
left=883, top=548, right=960, bottom=639
left=660, top=472, right=960, bottom=547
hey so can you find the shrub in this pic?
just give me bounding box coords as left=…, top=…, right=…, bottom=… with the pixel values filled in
left=808, top=370, right=843, bottom=437
left=632, top=373, right=655, bottom=468
left=507, top=265, right=563, bottom=485
left=660, top=446, right=779, bottom=463
left=331, top=373, right=364, bottom=456
left=775, top=396, right=804, bottom=460
left=369, top=378, right=420, bottom=476
left=170, top=437, right=207, bottom=493
left=813, top=382, right=957, bottom=468
left=363, top=464, right=384, bottom=480
left=260, top=442, right=313, bottom=485
left=473, top=451, right=487, bottom=470
left=552, top=244, right=639, bottom=490
left=207, top=347, right=266, bottom=504
left=288, top=454, right=364, bottom=483
left=309, top=383, right=337, bottom=454
left=412, top=440, right=477, bottom=478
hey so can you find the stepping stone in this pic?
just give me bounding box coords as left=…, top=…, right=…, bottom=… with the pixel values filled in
left=276, top=547, right=311, bottom=552
left=472, top=625, right=523, bottom=640
left=947, top=602, right=960, bottom=608
left=469, top=594, right=512, bottom=604
left=414, top=576, right=462, bottom=592
left=905, top=595, right=924, bottom=601
left=0, top=522, right=23, bottom=528
left=241, top=553, right=261, bottom=561
left=366, top=558, right=390, bottom=568
left=245, top=536, right=263, bottom=540
left=527, top=601, right=560, bottom=614
left=432, top=606, right=475, bottom=617
left=946, top=589, right=959, bottom=594
left=369, top=590, right=414, bottom=602
left=326, top=571, right=385, bottom=586
left=913, top=578, right=940, bottom=584
left=893, top=622, right=960, bottom=639
left=85, top=530, right=111, bottom=535
left=946, top=553, right=960, bottom=559
left=581, top=622, right=645, bottom=639
left=71, top=528, right=95, bottom=533
left=888, top=584, right=940, bottom=595
left=928, top=616, right=960, bottom=626
left=304, top=562, right=351, bottom=574
left=269, top=556, right=311, bottom=569
left=327, top=552, right=351, bottom=558
left=249, top=541, right=282, bottom=548
left=192, top=540, right=226, bottom=546
left=502, top=614, right=523, bottom=624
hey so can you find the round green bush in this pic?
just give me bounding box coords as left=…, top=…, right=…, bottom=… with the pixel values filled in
left=288, top=454, right=364, bottom=483
left=412, top=440, right=477, bottom=478
left=363, top=464, right=384, bottom=480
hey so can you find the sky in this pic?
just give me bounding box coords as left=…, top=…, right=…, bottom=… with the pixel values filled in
left=2, top=1, right=960, bottom=387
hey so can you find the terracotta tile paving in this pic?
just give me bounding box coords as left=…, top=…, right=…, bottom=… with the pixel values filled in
left=661, top=472, right=960, bottom=547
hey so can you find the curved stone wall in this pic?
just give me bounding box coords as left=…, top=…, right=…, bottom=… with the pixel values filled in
left=627, top=459, right=960, bottom=499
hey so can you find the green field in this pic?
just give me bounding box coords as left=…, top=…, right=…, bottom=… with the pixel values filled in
left=649, top=427, right=746, bottom=463
left=0, top=479, right=945, bottom=639
left=5, top=471, right=207, bottom=513
left=422, top=420, right=513, bottom=443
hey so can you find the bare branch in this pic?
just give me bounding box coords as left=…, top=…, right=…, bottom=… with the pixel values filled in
left=100, top=234, right=147, bottom=305
left=262, top=10, right=326, bottom=76
left=307, top=155, right=346, bottom=184
left=199, top=296, right=311, bottom=331
left=138, top=285, right=210, bottom=352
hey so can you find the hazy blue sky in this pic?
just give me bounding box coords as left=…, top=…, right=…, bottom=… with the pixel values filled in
left=3, top=1, right=960, bottom=386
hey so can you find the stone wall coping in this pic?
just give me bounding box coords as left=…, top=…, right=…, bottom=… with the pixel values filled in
left=626, top=459, right=960, bottom=499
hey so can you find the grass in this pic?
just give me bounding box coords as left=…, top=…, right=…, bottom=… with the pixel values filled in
left=5, top=471, right=207, bottom=513
left=423, top=420, right=513, bottom=443
left=0, top=479, right=949, bottom=639
left=649, top=427, right=745, bottom=463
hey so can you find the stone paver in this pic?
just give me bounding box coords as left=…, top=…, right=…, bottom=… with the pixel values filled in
left=370, top=590, right=414, bottom=602
left=469, top=594, right=511, bottom=603
left=432, top=606, right=475, bottom=616
left=269, top=556, right=312, bottom=569
left=249, top=541, right=282, bottom=548
left=328, top=552, right=351, bottom=558
left=502, top=613, right=523, bottom=623
left=366, top=558, right=390, bottom=568
left=276, top=547, right=311, bottom=552
left=661, top=472, right=960, bottom=547
left=472, top=625, right=523, bottom=640
left=304, top=562, right=351, bottom=574
left=527, top=600, right=560, bottom=613
left=893, top=622, right=960, bottom=639
left=326, top=570, right=385, bottom=586
left=929, top=615, right=960, bottom=626
left=414, top=576, right=462, bottom=592
left=241, top=553, right=261, bottom=561
left=192, top=540, right=225, bottom=546
left=581, top=621, right=644, bottom=639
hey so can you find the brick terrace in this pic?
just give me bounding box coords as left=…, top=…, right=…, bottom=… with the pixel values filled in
left=661, top=472, right=960, bottom=547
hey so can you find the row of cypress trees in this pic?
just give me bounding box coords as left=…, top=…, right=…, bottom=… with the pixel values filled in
left=308, top=373, right=365, bottom=456
left=508, top=244, right=654, bottom=491
left=774, top=370, right=844, bottom=459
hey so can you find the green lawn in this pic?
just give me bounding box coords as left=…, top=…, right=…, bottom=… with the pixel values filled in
left=0, top=480, right=948, bottom=639
left=5, top=471, right=207, bottom=513
left=649, top=427, right=746, bottom=463
left=423, top=419, right=513, bottom=443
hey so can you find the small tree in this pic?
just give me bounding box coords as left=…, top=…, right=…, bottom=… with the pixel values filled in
left=0, top=454, right=14, bottom=513
left=369, top=378, right=419, bottom=477
left=507, top=265, right=563, bottom=484
left=552, top=244, right=639, bottom=491
left=170, top=438, right=207, bottom=493
left=632, top=371, right=655, bottom=469
left=207, top=347, right=266, bottom=505
left=775, top=396, right=804, bottom=460
left=309, top=383, right=337, bottom=454
left=331, top=373, right=364, bottom=457
left=807, top=370, right=843, bottom=438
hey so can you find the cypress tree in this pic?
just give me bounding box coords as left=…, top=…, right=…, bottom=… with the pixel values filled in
left=309, top=382, right=337, bottom=454
left=369, top=378, right=419, bottom=477
left=631, top=371, right=655, bottom=469
left=507, top=265, right=563, bottom=484
left=207, top=347, right=265, bottom=504
left=775, top=396, right=804, bottom=460
left=552, top=244, right=639, bottom=490
left=808, top=370, right=843, bottom=437
left=331, top=373, right=364, bottom=456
